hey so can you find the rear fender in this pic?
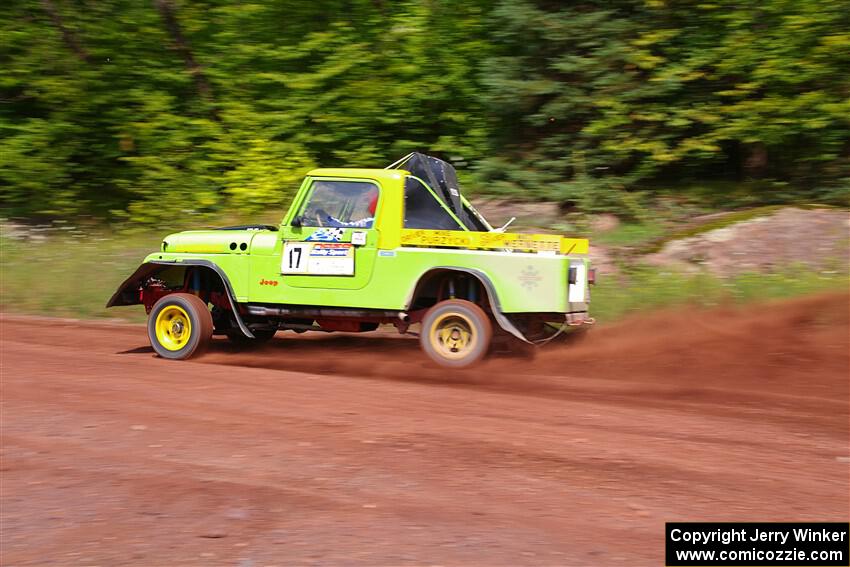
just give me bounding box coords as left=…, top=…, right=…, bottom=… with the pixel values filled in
left=406, top=267, right=530, bottom=343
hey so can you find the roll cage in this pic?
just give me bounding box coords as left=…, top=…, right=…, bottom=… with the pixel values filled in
left=388, top=152, right=492, bottom=232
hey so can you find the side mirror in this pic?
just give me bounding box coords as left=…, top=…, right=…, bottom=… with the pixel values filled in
left=291, top=215, right=302, bottom=228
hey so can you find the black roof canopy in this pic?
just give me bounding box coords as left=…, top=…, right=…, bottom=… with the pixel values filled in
left=388, top=152, right=486, bottom=230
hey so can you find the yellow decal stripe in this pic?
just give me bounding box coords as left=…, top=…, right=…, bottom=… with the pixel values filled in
left=399, top=229, right=588, bottom=254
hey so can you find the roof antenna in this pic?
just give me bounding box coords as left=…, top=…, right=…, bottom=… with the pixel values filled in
left=494, top=217, right=516, bottom=233
left=385, top=152, right=415, bottom=170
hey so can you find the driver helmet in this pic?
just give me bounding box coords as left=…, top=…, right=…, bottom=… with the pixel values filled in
left=367, top=189, right=379, bottom=216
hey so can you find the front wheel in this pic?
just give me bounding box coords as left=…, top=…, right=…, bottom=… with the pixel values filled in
left=148, top=293, right=213, bottom=360
left=420, top=299, right=493, bottom=368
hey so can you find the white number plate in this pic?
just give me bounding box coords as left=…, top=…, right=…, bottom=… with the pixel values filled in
left=281, top=242, right=354, bottom=276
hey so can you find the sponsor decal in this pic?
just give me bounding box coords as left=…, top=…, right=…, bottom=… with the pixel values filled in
left=378, top=250, right=396, bottom=257
left=519, top=266, right=541, bottom=290
left=305, top=228, right=345, bottom=242
left=310, top=243, right=352, bottom=257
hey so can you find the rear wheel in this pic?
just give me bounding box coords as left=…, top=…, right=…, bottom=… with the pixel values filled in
left=420, top=299, right=492, bottom=368
left=148, top=293, right=213, bottom=360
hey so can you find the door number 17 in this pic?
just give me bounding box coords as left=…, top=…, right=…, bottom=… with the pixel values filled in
left=281, top=242, right=310, bottom=273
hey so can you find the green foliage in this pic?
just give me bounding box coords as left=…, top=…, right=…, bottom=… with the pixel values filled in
left=593, top=222, right=666, bottom=247
left=0, top=0, right=491, bottom=222
left=478, top=0, right=850, bottom=211
left=0, top=0, right=847, bottom=222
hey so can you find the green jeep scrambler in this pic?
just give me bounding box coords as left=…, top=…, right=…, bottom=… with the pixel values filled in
left=108, top=153, right=594, bottom=368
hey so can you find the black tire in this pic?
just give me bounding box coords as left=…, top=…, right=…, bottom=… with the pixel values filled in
left=226, top=328, right=276, bottom=346
left=147, top=293, right=214, bottom=360
left=420, top=299, right=493, bottom=368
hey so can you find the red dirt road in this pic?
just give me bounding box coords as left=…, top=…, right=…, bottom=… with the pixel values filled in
left=2, top=294, right=848, bottom=566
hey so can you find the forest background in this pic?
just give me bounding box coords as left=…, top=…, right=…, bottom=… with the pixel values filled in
left=2, top=0, right=848, bottom=223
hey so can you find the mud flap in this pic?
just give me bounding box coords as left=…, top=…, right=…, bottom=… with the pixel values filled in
left=492, top=310, right=533, bottom=344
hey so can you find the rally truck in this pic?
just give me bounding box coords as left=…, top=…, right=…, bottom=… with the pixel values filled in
left=108, top=153, right=594, bottom=368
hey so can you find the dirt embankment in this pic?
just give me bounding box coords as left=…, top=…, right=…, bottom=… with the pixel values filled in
left=644, top=207, right=849, bottom=276
left=1, top=292, right=848, bottom=566
left=470, top=204, right=849, bottom=276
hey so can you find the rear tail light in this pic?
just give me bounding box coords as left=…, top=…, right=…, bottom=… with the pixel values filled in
left=588, top=268, right=597, bottom=285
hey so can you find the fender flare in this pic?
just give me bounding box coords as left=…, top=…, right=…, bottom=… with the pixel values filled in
left=106, top=260, right=254, bottom=339
left=405, top=267, right=530, bottom=343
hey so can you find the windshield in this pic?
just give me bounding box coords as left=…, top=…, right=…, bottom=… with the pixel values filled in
left=299, top=180, right=379, bottom=229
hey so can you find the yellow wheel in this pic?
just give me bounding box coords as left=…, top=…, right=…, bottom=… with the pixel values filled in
left=432, top=313, right=476, bottom=359
left=420, top=299, right=492, bottom=368
left=155, top=305, right=192, bottom=351
left=147, top=293, right=213, bottom=360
